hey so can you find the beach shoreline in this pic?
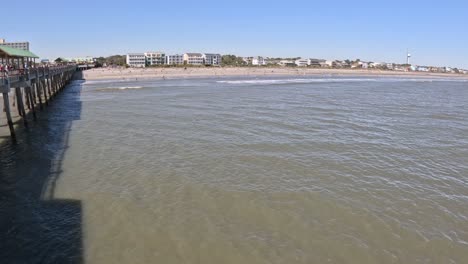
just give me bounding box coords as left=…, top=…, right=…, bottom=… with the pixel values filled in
left=81, top=67, right=468, bottom=81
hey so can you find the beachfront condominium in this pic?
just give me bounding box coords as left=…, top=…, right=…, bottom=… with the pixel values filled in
left=203, top=53, right=221, bottom=66
left=145, top=52, right=165, bottom=66
left=126, top=53, right=146, bottom=67
left=0, top=38, right=30, bottom=51
left=166, top=54, right=184, bottom=65
left=183, top=53, right=204, bottom=65
left=243, top=56, right=268, bottom=66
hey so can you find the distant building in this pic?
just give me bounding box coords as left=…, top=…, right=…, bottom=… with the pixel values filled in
left=332, top=60, right=344, bottom=68
left=66, top=57, right=95, bottom=64
left=166, top=54, right=184, bottom=65
left=295, top=58, right=309, bottom=67
left=242, top=57, right=252, bottom=64
left=417, top=66, right=429, bottom=72
left=126, top=53, right=146, bottom=67
left=322, top=60, right=333, bottom=67
left=443, top=67, right=453, bottom=73
left=393, top=66, right=406, bottom=71
left=243, top=56, right=268, bottom=66
left=253, top=56, right=268, bottom=65
left=0, top=38, right=30, bottom=51
left=183, top=53, right=204, bottom=65
left=203, top=53, right=221, bottom=66
left=145, top=52, right=165, bottom=66
left=308, top=58, right=331, bottom=68
left=278, top=60, right=295, bottom=67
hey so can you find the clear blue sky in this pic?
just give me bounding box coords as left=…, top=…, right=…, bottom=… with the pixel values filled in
left=3, top=0, right=468, bottom=68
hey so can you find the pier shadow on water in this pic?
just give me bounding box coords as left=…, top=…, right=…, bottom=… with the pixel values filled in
left=0, top=72, right=84, bottom=263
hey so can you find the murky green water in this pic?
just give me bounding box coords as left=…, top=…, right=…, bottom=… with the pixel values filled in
left=1, top=76, right=468, bottom=263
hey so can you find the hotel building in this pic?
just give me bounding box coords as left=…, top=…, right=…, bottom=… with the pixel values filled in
left=0, top=38, right=30, bottom=51
left=145, top=52, right=165, bottom=65
left=183, top=53, right=204, bottom=65
left=203, top=53, right=221, bottom=66
left=126, top=53, right=146, bottom=67
left=166, top=54, right=184, bottom=65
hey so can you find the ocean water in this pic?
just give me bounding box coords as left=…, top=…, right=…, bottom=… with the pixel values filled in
left=1, top=76, right=468, bottom=263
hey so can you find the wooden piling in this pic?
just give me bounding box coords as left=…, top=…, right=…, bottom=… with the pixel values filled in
left=2, top=92, right=16, bottom=142
left=48, top=78, right=53, bottom=98
left=15, top=87, right=28, bottom=127
left=26, top=86, right=37, bottom=121
left=35, top=82, right=43, bottom=110
left=43, top=79, right=49, bottom=105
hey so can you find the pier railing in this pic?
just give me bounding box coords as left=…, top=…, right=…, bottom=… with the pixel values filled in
left=1, top=65, right=76, bottom=86
left=1, top=65, right=77, bottom=142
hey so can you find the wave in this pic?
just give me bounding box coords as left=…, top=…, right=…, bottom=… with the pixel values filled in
left=216, top=78, right=468, bottom=85
left=94, top=86, right=144, bottom=91
left=84, top=79, right=131, bottom=85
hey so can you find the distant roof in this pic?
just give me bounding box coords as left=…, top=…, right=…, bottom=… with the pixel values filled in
left=0, top=46, right=39, bottom=58
left=185, top=53, right=203, bottom=56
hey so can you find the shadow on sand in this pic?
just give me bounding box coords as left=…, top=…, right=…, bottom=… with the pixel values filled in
left=0, top=71, right=84, bottom=263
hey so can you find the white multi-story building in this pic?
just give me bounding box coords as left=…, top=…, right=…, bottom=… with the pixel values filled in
left=145, top=52, right=165, bottom=65
left=0, top=38, right=30, bottom=51
left=203, top=53, right=221, bottom=66
left=126, top=53, right=146, bottom=67
left=183, top=53, right=204, bottom=65
left=243, top=56, right=268, bottom=66
left=166, top=54, right=184, bottom=65
left=295, top=58, right=309, bottom=67
left=252, top=56, right=267, bottom=66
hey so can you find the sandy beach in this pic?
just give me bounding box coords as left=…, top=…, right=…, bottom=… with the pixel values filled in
left=81, top=67, right=468, bottom=80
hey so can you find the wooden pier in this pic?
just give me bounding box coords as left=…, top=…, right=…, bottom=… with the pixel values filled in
left=1, top=46, right=76, bottom=142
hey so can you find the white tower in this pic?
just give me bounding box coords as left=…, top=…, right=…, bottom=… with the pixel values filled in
left=406, top=50, right=411, bottom=65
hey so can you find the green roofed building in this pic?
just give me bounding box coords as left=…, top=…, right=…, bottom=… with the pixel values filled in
left=0, top=46, right=40, bottom=66
left=0, top=46, right=39, bottom=59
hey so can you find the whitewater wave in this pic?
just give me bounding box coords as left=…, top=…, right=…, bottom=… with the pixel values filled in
left=84, top=79, right=130, bottom=85
left=216, top=78, right=468, bottom=85
left=94, top=86, right=144, bottom=91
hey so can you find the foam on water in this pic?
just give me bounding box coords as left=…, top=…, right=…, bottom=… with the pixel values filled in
left=93, top=86, right=145, bottom=91
left=217, top=77, right=468, bottom=85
